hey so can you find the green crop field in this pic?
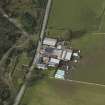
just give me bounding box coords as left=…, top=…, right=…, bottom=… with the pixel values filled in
left=21, top=79, right=105, bottom=105
left=48, top=0, right=105, bottom=32
left=71, top=34, right=105, bottom=84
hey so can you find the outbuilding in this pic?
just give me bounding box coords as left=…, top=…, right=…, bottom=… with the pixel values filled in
left=65, top=50, right=73, bottom=61
left=37, top=64, right=47, bottom=70
left=55, top=69, right=65, bottom=79
left=48, top=58, right=60, bottom=67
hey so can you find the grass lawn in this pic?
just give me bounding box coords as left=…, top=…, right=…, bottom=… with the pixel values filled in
left=21, top=79, right=105, bottom=105
left=71, top=34, right=105, bottom=84
left=48, top=0, right=105, bottom=31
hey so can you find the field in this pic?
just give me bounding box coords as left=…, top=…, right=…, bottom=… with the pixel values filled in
left=21, top=79, right=105, bottom=105
left=48, top=0, right=105, bottom=31
left=71, top=34, right=105, bottom=84
left=47, top=0, right=105, bottom=84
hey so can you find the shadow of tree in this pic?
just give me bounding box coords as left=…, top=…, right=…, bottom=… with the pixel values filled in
left=71, top=29, right=87, bottom=39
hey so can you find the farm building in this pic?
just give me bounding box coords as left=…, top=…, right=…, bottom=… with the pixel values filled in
left=36, top=37, right=77, bottom=72
left=43, top=37, right=57, bottom=46
left=65, top=50, right=73, bottom=61
left=49, top=58, right=60, bottom=67
left=37, top=64, right=47, bottom=70
left=61, top=50, right=73, bottom=61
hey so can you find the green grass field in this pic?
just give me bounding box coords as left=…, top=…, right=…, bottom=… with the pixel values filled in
left=21, top=79, right=105, bottom=105
left=71, top=34, right=105, bottom=84
left=48, top=0, right=105, bottom=31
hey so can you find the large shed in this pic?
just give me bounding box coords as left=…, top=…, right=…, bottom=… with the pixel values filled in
left=43, top=37, right=57, bottom=46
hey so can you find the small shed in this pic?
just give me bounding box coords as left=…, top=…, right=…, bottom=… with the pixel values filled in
left=65, top=50, right=73, bottom=61
left=43, top=37, right=57, bottom=46
left=37, top=64, right=47, bottom=70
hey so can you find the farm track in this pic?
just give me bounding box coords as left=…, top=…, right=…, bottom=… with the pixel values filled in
left=65, top=79, right=105, bottom=88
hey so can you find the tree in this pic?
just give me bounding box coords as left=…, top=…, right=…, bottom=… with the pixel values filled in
left=0, top=80, right=10, bottom=104
left=27, top=68, right=45, bottom=86
left=0, top=15, right=21, bottom=59
left=61, top=29, right=72, bottom=41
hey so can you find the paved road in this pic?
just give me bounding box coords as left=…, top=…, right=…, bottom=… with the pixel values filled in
left=13, top=0, right=52, bottom=105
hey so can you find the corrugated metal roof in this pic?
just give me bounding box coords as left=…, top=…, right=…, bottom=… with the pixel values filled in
left=43, top=37, right=57, bottom=46
left=65, top=50, right=73, bottom=61
left=50, top=58, right=60, bottom=64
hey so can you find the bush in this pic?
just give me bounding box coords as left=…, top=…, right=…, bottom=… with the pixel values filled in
left=21, top=12, right=37, bottom=33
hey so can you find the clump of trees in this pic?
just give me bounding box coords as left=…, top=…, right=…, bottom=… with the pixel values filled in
left=0, top=79, right=11, bottom=105
left=21, top=12, right=37, bottom=33
left=26, top=39, right=37, bottom=58
left=0, top=15, right=21, bottom=59
left=0, top=0, right=9, bottom=8
left=27, top=68, right=47, bottom=86
left=47, top=28, right=86, bottom=41
left=0, top=0, right=48, bottom=104
left=0, top=0, right=48, bottom=34
left=61, top=29, right=87, bottom=41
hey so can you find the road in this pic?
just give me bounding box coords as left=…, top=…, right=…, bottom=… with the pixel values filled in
left=13, top=0, right=52, bottom=105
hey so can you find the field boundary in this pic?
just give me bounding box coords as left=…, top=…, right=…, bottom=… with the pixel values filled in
left=64, top=79, right=105, bottom=87
left=91, top=32, right=105, bottom=35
